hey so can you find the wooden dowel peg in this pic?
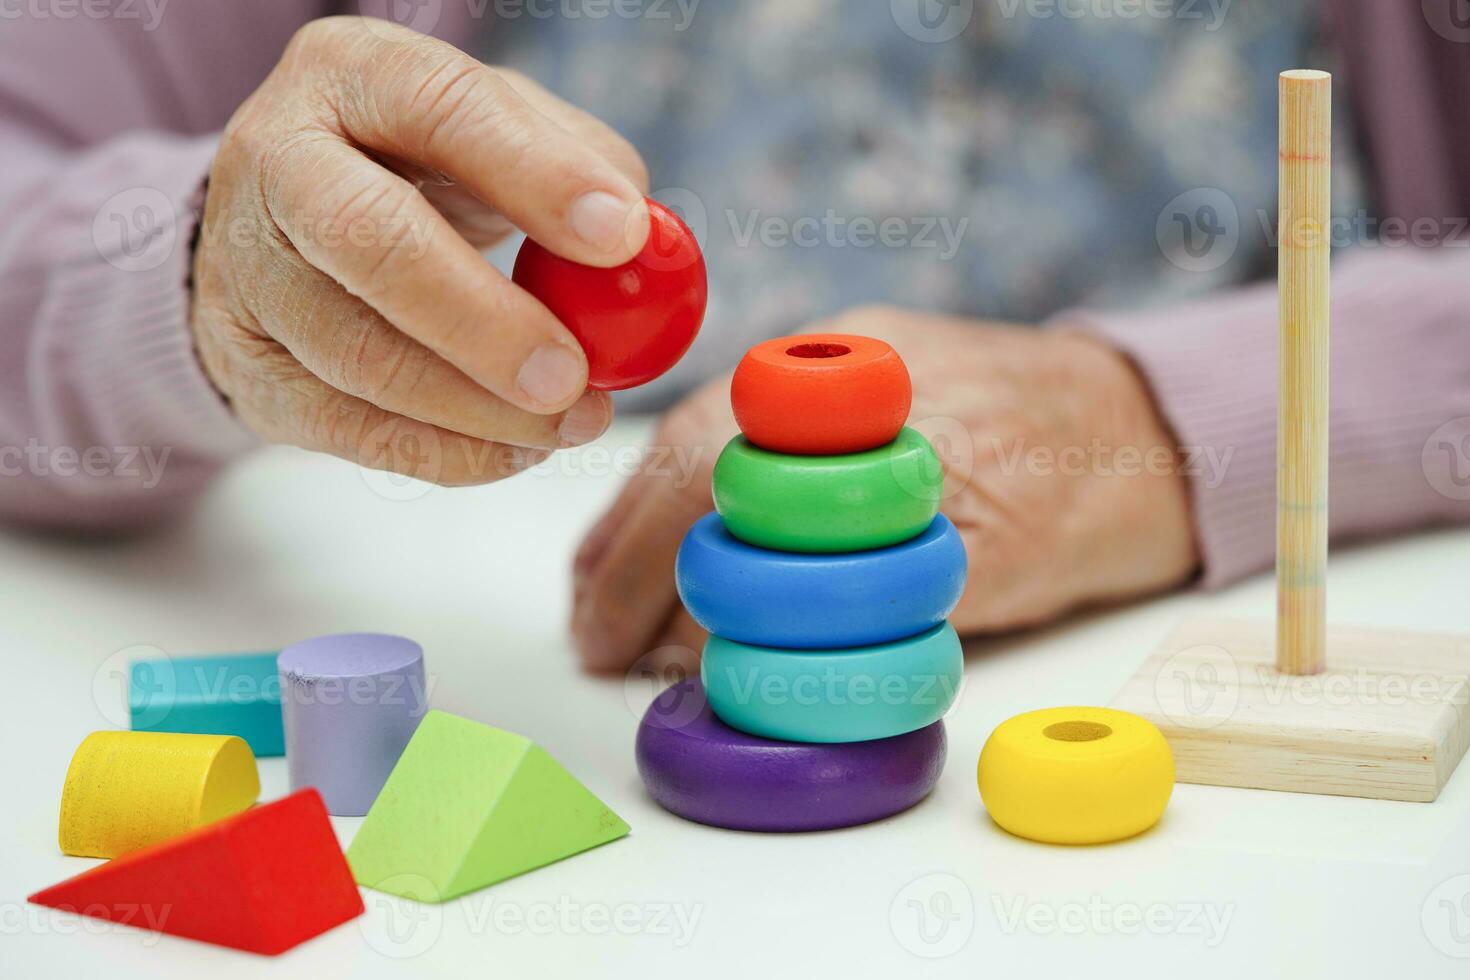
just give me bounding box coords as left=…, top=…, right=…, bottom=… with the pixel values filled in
left=1276, top=69, right=1331, bottom=676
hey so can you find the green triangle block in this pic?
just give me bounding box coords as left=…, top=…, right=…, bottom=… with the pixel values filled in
left=345, top=710, right=629, bottom=903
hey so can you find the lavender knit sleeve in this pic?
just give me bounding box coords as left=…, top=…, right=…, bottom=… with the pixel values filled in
left=1055, top=247, right=1470, bottom=588
left=0, top=132, right=262, bottom=531
left=0, top=3, right=338, bottom=529
left=0, top=3, right=481, bottom=531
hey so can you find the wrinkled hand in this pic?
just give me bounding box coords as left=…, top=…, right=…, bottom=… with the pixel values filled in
left=571, top=306, right=1200, bottom=670
left=191, top=17, right=651, bottom=484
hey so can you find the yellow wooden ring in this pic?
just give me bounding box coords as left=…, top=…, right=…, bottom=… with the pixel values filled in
left=977, top=707, right=1173, bottom=844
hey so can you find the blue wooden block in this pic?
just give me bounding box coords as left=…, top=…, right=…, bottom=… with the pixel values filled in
left=676, top=512, right=967, bottom=649
left=129, top=652, right=284, bottom=756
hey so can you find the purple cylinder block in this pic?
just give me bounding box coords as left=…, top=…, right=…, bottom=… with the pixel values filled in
left=636, top=679, right=945, bottom=832
left=278, top=633, right=427, bottom=816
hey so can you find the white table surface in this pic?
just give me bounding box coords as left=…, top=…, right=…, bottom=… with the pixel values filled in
left=4, top=416, right=1469, bottom=979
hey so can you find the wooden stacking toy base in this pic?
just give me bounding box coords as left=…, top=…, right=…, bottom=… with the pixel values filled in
left=1110, top=72, right=1470, bottom=807
left=1111, top=618, right=1470, bottom=802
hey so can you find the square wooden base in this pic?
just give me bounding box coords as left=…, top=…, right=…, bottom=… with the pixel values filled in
left=1111, top=618, right=1470, bottom=802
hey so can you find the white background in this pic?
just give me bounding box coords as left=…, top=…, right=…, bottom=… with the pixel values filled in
left=3, top=418, right=1469, bottom=978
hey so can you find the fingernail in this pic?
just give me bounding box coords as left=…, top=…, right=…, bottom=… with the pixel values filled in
left=569, top=190, right=640, bottom=254
left=557, top=397, right=610, bottom=447
left=517, top=344, right=583, bottom=408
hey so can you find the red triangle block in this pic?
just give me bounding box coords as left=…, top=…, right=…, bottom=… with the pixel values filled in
left=29, top=789, right=363, bottom=956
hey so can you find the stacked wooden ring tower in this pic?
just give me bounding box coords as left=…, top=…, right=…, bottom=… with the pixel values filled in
left=636, top=334, right=967, bottom=831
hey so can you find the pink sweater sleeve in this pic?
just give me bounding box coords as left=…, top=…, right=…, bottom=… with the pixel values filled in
left=0, top=2, right=325, bottom=530
left=1058, top=247, right=1470, bottom=588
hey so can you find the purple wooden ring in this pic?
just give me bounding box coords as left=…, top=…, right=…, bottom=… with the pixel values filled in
left=635, top=679, right=945, bottom=832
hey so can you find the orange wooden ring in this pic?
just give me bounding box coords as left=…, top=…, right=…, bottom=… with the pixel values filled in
left=730, top=334, right=912, bottom=455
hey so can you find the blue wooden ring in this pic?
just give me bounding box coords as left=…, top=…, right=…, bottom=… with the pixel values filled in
left=637, top=679, right=946, bottom=832
left=700, top=623, right=963, bottom=743
left=677, top=513, right=967, bottom=649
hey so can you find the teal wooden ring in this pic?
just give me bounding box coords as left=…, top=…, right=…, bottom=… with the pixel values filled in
left=700, top=623, right=963, bottom=743
left=711, top=427, right=943, bottom=553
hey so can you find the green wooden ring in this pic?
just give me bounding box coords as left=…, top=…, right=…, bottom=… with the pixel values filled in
left=711, top=427, right=943, bottom=553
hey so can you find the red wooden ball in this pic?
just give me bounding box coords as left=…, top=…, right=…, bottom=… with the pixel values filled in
left=512, top=199, right=706, bottom=391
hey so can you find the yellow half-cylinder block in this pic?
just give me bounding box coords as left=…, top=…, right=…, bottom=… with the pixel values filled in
left=978, top=706, right=1174, bottom=845
left=58, top=731, right=260, bottom=858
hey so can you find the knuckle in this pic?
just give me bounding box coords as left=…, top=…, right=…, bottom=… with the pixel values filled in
left=308, top=393, right=373, bottom=460
left=315, top=175, right=427, bottom=286
left=190, top=307, right=261, bottom=403
left=217, top=101, right=259, bottom=161
left=487, top=65, right=529, bottom=89
left=254, top=130, right=323, bottom=211
left=407, top=56, right=480, bottom=119
left=487, top=63, right=647, bottom=189
left=334, top=405, right=440, bottom=484
left=604, top=135, right=650, bottom=192
left=286, top=16, right=360, bottom=61
left=406, top=58, right=509, bottom=158
left=336, top=326, right=421, bottom=404
left=322, top=164, right=416, bottom=228
left=220, top=101, right=302, bottom=199
left=284, top=18, right=331, bottom=57
left=483, top=118, right=545, bottom=178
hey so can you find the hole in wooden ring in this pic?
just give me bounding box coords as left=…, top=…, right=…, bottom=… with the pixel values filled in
left=1042, top=721, right=1113, bottom=742
left=785, top=342, right=852, bottom=359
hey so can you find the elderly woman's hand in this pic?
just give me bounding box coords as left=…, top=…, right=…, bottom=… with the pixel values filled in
left=190, top=17, right=651, bottom=485
left=571, top=305, right=1201, bottom=670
